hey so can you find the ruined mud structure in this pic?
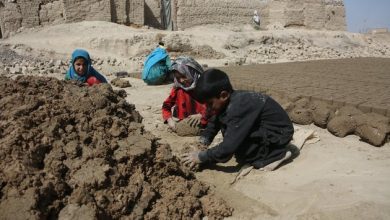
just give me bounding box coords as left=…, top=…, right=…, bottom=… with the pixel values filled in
left=0, top=0, right=346, bottom=38
left=0, top=76, right=232, bottom=219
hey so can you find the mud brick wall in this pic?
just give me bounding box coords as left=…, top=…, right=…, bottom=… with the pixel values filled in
left=268, top=0, right=346, bottom=30
left=175, top=0, right=268, bottom=30
left=39, top=1, right=65, bottom=25
left=0, top=2, right=22, bottom=38
left=145, top=0, right=162, bottom=28
left=128, top=0, right=144, bottom=25
left=0, top=0, right=346, bottom=38
left=113, top=0, right=144, bottom=25
left=62, top=0, right=111, bottom=23
left=18, top=0, right=40, bottom=28
left=174, top=0, right=345, bottom=30
left=112, top=0, right=127, bottom=24
left=324, top=1, right=346, bottom=31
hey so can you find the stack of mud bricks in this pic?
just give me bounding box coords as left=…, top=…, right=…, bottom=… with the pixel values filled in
left=222, top=58, right=390, bottom=118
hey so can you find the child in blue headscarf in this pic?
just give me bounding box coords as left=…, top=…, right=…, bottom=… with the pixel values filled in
left=142, top=42, right=171, bottom=85
left=65, top=49, right=108, bottom=85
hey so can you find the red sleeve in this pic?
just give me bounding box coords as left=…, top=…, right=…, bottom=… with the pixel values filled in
left=196, top=102, right=209, bottom=127
left=162, top=88, right=177, bottom=121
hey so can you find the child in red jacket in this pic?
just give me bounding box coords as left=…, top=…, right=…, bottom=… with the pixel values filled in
left=162, top=56, right=208, bottom=132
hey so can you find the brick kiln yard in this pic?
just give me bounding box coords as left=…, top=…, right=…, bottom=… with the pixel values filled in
left=1, top=19, right=390, bottom=219
left=122, top=57, right=390, bottom=219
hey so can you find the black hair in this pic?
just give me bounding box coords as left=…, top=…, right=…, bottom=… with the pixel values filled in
left=195, top=68, right=233, bottom=102
left=158, top=42, right=165, bottom=46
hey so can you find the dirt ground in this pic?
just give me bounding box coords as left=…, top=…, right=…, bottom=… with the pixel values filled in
left=1, top=21, right=390, bottom=219
left=221, top=58, right=390, bottom=146
left=121, top=76, right=390, bottom=220
left=222, top=58, right=390, bottom=117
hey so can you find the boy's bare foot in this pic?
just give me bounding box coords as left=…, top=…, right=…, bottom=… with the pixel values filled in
left=260, top=150, right=292, bottom=171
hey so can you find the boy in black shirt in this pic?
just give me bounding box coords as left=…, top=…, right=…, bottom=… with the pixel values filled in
left=181, top=69, right=294, bottom=170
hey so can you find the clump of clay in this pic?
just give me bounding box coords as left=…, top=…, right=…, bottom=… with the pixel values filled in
left=180, top=142, right=209, bottom=171
left=354, top=113, right=389, bottom=146
left=288, top=108, right=313, bottom=125
left=287, top=97, right=313, bottom=125
left=175, top=117, right=203, bottom=137
left=111, top=78, right=132, bottom=88
left=310, top=100, right=333, bottom=128
left=327, top=115, right=357, bottom=137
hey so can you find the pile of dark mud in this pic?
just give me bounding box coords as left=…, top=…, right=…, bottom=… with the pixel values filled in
left=0, top=76, right=232, bottom=219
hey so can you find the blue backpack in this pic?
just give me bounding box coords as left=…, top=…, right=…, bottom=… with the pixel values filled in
left=142, top=47, right=170, bottom=85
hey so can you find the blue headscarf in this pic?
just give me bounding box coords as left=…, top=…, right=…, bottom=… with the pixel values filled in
left=142, top=46, right=169, bottom=81
left=65, top=49, right=107, bottom=83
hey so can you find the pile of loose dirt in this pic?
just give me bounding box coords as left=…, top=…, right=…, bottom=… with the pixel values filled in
left=0, top=76, right=232, bottom=219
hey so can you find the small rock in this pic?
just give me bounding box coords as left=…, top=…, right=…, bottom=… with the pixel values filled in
left=55, top=60, right=63, bottom=66
left=115, top=71, right=129, bottom=78
left=111, top=78, right=131, bottom=88
left=10, top=67, right=22, bottom=74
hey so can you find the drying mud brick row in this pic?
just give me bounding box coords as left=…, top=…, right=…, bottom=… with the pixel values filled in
left=0, top=76, right=232, bottom=219
left=222, top=58, right=390, bottom=146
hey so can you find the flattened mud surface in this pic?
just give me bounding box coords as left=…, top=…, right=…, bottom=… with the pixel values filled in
left=0, top=76, right=232, bottom=219
left=222, top=58, right=390, bottom=146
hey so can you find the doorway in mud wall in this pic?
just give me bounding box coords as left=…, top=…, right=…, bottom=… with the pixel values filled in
left=0, top=26, right=2, bottom=39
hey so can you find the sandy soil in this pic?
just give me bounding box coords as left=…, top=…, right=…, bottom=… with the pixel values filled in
left=1, top=21, right=390, bottom=219
left=121, top=77, right=390, bottom=220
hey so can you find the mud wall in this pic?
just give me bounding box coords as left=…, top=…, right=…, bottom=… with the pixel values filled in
left=144, top=0, right=162, bottom=28
left=0, top=0, right=145, bottom=38
left=175, top=0, right=346, bottom=30
left=39, top=1, right=65, bottom=25
left=111, top=0, right=144, bottom=25
left=0, top=1, right=22, bottom=38
left=62, top=0, right=111, bottom=22
left=175, top=0, right=268, bottom=30
left=0, top=0, right=346, bottom=38
left=267, top=0, right=346, bottom=30
left=19, top=0, right=40, bottom=28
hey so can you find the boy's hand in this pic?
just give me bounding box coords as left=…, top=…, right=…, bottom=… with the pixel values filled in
left=167, top=117, right=176, bottom=131
left=187, top=114, right=202, bottom=128
left=199, top=136, right=208, bottom=146
left=181, top=151, right=201, bottom=169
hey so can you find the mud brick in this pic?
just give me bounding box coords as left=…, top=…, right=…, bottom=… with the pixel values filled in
left=387, top=109, right=390, bottom=118
left=344, top=102, right=358, bottom=108
left=316, top=97, right=333, bottom=106
left=332, top=100, right=345, bottom=109
left=126, top=72, right=141, bottom=79
left=357, top=103, right=372, bottom=113
left=371, top=107, right=387, bottom=116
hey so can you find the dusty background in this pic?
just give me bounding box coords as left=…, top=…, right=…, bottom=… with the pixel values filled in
left=0, top=0, right=345, bottom=38
left=0, top=20, right=390, bottom=219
